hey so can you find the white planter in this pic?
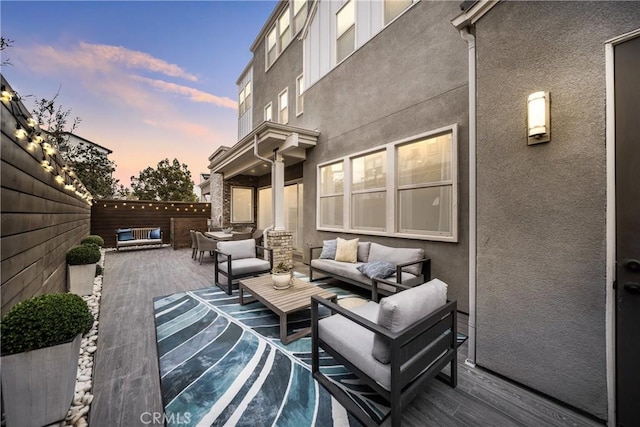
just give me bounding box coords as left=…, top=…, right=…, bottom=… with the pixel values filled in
left=272, top=272, right=292, bottom=290
left=68, top=263, right=96, bottom=295
left=1, top=333, right=82, bottom=427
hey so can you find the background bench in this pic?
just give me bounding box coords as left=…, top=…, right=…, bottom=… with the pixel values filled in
left=116, top=227, right=163, bottom=251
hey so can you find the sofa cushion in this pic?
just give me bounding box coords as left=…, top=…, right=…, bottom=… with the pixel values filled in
left=217, top=257, right=271, bottom=276
left=335, top=237, right=359, bottom=263
left=372, top=278, right=448, bottom=364
left=217, top=239, right=256, bottom=260
left=319, top=239, right=337, bottom=259
left=367, top=243, right=424, bottom=276
left=319, top=302, right=395, bottom=390
left=357, top=261, right=396, bottom=279
left=148, top=228, right=161, bottom=239
left=357, top=242, right=371, bottom=263
left=116, top=229, right=134, bottom=241
left=311, top=259, right=367, bottom=284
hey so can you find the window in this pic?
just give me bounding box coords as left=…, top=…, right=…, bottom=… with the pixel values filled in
left=264, top=102, right=273, bottom=122
left=231, top=187, right=254, bottom=223
left=318, top=161, right=344, bottom=228
left=239, top=88, right=245, bottom=116
left=317, top=125, right=458, bottom=241
left=293, top=0, right=307, bottom=34
left=279, top=88, right=289, bottom=124
left=279, top=8, right=291, bottom=50
left=384, top=0, right=413, bottom=25
left=336, top=0, right=355, bottom=63
left=266, top=27, right=277, bottom=68
left=244, top=81, right=251, bottom=111
left=296, top=74, right=304, bottom=116
left=258, top=187, right=272, bottom=229
left=352, top=150, right=386, bottom=231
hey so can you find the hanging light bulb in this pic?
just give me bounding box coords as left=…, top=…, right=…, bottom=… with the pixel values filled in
left=55, top=173, right=65, bottom=184
left=14, top=124, right=27, bottom=139
left=27, top=138, right=38, bottom=151
left=1, top=85, right=13, bottom=103
left=42, top=142, right=56, bottom=155
left=32, top=133, right=44, bottom=144
left=26, top=117, right=37, bottom=128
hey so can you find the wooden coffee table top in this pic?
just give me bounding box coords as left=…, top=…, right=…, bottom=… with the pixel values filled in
left=239, top=275, right=336, bottom=315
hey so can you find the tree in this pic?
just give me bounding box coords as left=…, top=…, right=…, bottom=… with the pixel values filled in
left=62, top=144, right=119, bottom=199
left=130, top=158, right=197, bottom=202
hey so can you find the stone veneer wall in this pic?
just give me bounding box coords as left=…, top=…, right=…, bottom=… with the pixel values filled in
left=222, top=175, right=258, bottom=228
left=266, top=231, right=293, bottom=270
left=210, top=173, right=224, bottom=226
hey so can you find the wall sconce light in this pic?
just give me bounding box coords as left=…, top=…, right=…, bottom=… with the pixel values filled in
left=527, top=91, right=550, bottom=145
left=1, top=85, right=13, bottom=103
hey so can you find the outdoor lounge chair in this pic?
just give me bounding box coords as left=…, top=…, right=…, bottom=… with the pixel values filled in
left=214, top=238, right=273, bottom=295
left=195, top=231, right=217, bottom=264
left=311, top=277, right=457, bottom=427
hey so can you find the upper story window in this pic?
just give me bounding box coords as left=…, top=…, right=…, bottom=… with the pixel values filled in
left=296, top=74, right=304, bottom=116
left=239, top=88, right=246, bottom=116
left=238, top=81, right=251, bottom=117
left=293, top=0, right=308, bottom=34
left=336, top=0, right=355, bottom=63
left=317, top=125, right=458, bottom=241
left=384, top=0, right=414, bottom=25
left=266, top=5, right=297, bottom=70
left=279, top=88, right=289, bottom=124
left=279, top=8, right=291, bottom=50
left=266, top=27, right=277, bottom=68
left=264, top=102, right=273, bottom=122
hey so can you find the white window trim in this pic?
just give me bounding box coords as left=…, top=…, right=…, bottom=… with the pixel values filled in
left=264, top=102, right=273, bottom=122
left=296, top=73, right=304, bottom=117
left=316, top=160, right=345, bottom=230
left=230, top=186, right=254, bottom=223
left=278, top=87, right=289, bottom=124
left=336, top=0, right=356, bottom=66
left=316, top=124, right=458, bottom=242
left=265, top=3, right=295, bottom=72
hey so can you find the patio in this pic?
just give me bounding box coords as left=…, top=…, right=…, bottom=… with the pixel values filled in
left=89, top=247, right=601, bottom=426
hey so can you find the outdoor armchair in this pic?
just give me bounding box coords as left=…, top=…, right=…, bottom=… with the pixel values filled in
left=195, top=231, right=217, bottom=264
left=311, top=277, right=457, bottom=427
left=214, top=238, right=273, bottom=295
left=189, top=230, right=198, bottom=260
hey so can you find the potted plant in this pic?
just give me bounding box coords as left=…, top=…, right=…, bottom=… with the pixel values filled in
left=81, top=234, right=104, bottom=247
left=1, top=293, right=94, bottom=427
left=67, top=244, right=101, bottom=295
left=272, top=261, right=292, bottom=290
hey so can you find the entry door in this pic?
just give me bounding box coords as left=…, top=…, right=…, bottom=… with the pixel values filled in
left=615, top=33, right=640, bottom=427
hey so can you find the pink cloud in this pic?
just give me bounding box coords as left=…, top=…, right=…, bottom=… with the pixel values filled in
left=134, top=77, right=237, bottom=109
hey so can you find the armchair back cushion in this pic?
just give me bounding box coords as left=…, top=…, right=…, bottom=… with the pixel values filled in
left=217, top=239, right=256, bottom=260
left=367, top=243, right=424, bottom=276
left=372, top=278, right=448, bottom=364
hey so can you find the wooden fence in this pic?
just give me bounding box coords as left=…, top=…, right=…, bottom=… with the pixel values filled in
left=1, top=77, right=92, bottom=315
left=91, top=200, right=211, bottom=248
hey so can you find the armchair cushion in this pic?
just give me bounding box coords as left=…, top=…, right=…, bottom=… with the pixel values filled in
left=357, top=261, right=396, bottom=279
left=217, top=239, right=256, bottom=260
left=372, top=278, right=448, bottom=364
left=217, top=258, right=271, bottom=276
left=335, top=237, right=359, bottom=263
left=319, top=239, right=337, bottom=259
left=367, top=243, right=424, bottom=276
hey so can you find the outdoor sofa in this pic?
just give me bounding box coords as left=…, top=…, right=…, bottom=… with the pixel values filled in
left=309, top=238, right=430, bottom=301
left=115, top=227, right=162, bottom=250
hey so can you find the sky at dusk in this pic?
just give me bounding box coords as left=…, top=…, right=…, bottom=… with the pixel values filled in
left=1, top=0, right=277, bottom=193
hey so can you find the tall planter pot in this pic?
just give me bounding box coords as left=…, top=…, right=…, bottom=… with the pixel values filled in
left=1, top=333, right=82, bottom=427
left=68, top=263, right=96, bottom=295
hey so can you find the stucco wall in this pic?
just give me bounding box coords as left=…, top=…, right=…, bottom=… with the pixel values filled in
left=474, top=1, right=640, bottom=419
left=302, top=0, right=470, bottom=311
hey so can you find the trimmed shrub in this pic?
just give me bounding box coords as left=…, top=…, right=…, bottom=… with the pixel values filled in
left=1, top=293, right=93, bottom=356
left=95, top=264, right=103, bottom=277
left=81, top=235, right=104, bottom=247
left=66, top=245, right=101, bottom=265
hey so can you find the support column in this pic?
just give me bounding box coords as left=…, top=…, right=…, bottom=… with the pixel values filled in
left=267, top=230, right=293, bottom=270
left=210, top=172, right=224, bottom=227
left=273, top=151, right=285, bottom=231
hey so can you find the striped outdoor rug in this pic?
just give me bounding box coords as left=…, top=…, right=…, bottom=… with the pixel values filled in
left=153, top=276, right=383, bottom=427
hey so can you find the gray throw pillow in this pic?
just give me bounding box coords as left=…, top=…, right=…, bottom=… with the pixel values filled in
left=319, top=239, right=337, bottom=259
left=371, top=278, right=448, bottom=364
left=357, top=261, right=396, bottom=279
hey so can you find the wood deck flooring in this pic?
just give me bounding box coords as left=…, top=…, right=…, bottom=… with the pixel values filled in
left=90, top=247, right=603, bottom=426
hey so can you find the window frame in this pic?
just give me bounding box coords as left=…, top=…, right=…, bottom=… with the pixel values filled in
left=293, top=0, right=308, bottom=35
left=316, top=124, right=458, bottom=242
left=296, top=73, right=304, bottom=116
left=238, top=87, right=246, bottom=116
left=278, top=88, right=289, bottom=124
left=264, top=102, right=273, bottom=122
left=384, top=0, right=417, bottom=26
left=336, top=0, right=356, bottom=64
left=230, top=186, right=255, bottom=223
left=265, top=3, right=295, bottom=71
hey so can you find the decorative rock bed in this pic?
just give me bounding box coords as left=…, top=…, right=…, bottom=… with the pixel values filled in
left=63, top=249, right=105, bottom=427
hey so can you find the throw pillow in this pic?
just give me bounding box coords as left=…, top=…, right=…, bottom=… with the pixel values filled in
left=357, top=261, right=396, bottom=279
left=318, top=239, right=337, bottom=259
left=334, top=237, right=359, bottom=263
left=371, top=278, right=448, bottom=364
left=116, top=228, right=134, bottom=241
left=148, top=228, right=161, bottom=239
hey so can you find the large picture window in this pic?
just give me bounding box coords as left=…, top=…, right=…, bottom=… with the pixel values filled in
left=317, top=125, right=458, bottom=241
left=231, top=186, right=254, bottom=223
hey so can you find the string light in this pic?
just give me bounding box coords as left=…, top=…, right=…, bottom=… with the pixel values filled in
left=26, top=117, right=37, bottom=128
left=27, top=138, right=38, bottom=151
left=1, top=85, right=13, bottom=103
left=14, top=124, right=27, bottom=139
left=32, top=133, right=44, bottom=144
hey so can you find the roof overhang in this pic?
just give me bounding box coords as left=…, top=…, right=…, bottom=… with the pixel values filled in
left=451, top=0, right=499, bottom=30
left=210, top=121, right=319, bottom=179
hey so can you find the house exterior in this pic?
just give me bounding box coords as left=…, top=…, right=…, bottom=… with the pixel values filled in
left=207, top=1, right=640, bottom=424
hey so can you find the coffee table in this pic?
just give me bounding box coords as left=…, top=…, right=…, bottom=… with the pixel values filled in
left=239, top=275, right=337, bottom=344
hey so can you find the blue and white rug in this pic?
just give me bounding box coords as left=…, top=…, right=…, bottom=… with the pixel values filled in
left=153, top=276, right=385, bottom=427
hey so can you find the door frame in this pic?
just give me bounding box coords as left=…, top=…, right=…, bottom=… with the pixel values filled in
left=605, top=27, right=640, bottom=427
